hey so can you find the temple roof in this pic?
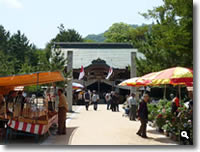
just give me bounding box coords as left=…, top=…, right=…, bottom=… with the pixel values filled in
left=53, top=42, right=133, bottom=49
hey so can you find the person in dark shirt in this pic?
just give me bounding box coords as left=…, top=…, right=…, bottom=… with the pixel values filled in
left=83, top=90, right=91, bottom=111
left=136, top=93, right=149, bottom=138
left=111, top=92, right=118, bottom=112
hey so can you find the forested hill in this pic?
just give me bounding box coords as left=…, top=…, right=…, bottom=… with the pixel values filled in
left=84, top=24, right=146, bottom=42
left=84, top=33, right=106, bottom=42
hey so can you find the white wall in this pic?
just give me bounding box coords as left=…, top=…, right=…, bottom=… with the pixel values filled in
left=56, top=48, right=144, bottom=69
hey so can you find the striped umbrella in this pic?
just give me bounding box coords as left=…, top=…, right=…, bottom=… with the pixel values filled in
left=147, top=67, right=193, bottom=86
left=119, top=67, right=193, bottom=87
left=72, top=82, right=84, bottom=89
left=118, top=77, right=150, bottom=87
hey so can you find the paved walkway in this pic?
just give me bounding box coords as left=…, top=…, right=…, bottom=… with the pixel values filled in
left=42, top=104, right=178, bottom=145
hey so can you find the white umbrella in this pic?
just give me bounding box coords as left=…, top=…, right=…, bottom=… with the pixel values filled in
left=72, top=82, right=84, bottom=89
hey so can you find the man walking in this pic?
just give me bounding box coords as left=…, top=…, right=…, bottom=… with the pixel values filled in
left=136, top=93, right=149, bottom=138
left=57, top=89, right=68, bottom=135
left=92, top=90, right=99, bottom=111
left=111, top=92, right=117, bottom=112
left=128, top=93, right=137, bottom=121
left=84, top=90, right=91, bottom=111
left=105, top=92, right=111, bottom=110
left=116, top=93, right=120, bottom=112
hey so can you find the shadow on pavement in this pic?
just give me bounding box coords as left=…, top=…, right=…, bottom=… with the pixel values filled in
left=147, top=129, right=164, bottom=135
left=153, top=137, right=178, bottom=145
left=2, top=126, right=78, bottom=145
left=41, top=126, right=78, bottom=145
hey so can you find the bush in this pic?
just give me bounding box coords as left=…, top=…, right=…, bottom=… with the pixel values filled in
left=148, top=98, right=193, bottom=143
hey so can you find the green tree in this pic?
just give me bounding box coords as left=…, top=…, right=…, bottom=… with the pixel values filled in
left=0, top=25, right=10, bottom=54
left=44, top=24, right=83, bottom=75
left=36, top=49, right=51, bottom=72
left=54, top=24, right=83, bottom=42
left=8, top=30, right=38, bottom=73
left=136, top=0, right=193, bottom=76
left=104, top=22, right=135, bottom=43
left=0, top=51, right=16, bottom=76
left=104, top=22, right=149, bottom=48
left=50, top=48, right=67, bottom=72
left=19, top=57, right=34, bottom=74
left=45, top=24, right=83, bottom=60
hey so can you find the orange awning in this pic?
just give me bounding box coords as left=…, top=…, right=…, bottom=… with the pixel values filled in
left=0, top=71, right=65, bottom=88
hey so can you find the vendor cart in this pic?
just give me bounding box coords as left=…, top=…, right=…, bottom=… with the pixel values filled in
left=0, top=71, right=65, bottom=143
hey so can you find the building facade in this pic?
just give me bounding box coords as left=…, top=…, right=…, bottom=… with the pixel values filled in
left=53, top=42, right=139, bottom=99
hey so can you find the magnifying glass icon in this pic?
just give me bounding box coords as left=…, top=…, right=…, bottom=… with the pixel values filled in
left=181, top=131, right=189, bottom=139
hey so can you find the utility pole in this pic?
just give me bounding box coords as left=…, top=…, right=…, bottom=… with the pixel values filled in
left=67, top=51, right=73, bottom=112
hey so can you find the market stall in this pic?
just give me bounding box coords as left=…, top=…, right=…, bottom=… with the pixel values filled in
left=0, top=71, right=65, bottom=142
left=118, top=66, right=193, bottom=143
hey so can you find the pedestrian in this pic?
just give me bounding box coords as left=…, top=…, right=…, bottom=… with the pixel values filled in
left=92, top=90, right=99, bottom=111
left=105, top=92, right=111, bottom=110
left=14, top=91, right=25, bottom=117
left=110, top=91, right=114, bottom=111
left=57, top=89, right=68, bottom=135
left=115, top=93, right=120, bottom=112
left=84, top=90, right=91, bottom=111
left=136, top=93, right=149, bottom=138
left=187, top=87, right=193, bottom=110
left=111, top=92, right=117, bottom=112
left=128, top=93, right=137, bottom=121
left=122, top=95, right=130, bottom=116
left=78, top=92, right=83, bottom=105
left=171, top=93, right=180, bottom=115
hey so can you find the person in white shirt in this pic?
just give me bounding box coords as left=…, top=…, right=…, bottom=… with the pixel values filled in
left=92, top=90, right=99, bottom=111
left=128, top=93, right=137, bottom=121
left=105, top=92, right=111, bottom=110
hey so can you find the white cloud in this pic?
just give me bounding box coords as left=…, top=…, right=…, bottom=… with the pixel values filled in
left=0, top=0, right=23, bottom=8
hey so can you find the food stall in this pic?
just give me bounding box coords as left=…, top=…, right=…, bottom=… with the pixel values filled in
left=0, top=71, right=65, bottom=142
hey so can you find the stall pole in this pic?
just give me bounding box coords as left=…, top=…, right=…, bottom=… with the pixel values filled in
left=36, top=72, right=39, bottom=121
left=163, top=85, right=167, bottom=99
left=178, top=85, right=181, bottom=102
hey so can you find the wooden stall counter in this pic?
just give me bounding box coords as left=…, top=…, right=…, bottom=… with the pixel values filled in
left=7, top=112, right=58, bottom=135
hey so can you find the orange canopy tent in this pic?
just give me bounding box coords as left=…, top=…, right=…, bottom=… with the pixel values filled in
left=0, top=71, right=65, bottom=94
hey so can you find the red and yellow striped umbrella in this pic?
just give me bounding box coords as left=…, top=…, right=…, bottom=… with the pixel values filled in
left=142, top=67, right=193, bottom=86
left=118, top=77, right=148, bottom=87
left=119, top=67, right=193, bottom=87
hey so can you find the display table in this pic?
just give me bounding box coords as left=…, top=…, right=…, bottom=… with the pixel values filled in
left=7, top=114, right=58, bottom=135
left=5, top=114, right=58, bottom=143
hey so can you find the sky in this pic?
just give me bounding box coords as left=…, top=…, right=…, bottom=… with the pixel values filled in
left=0, top=0, right=163, bottom=48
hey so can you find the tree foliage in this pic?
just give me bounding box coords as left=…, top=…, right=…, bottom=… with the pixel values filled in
left=45, top=24, right=83, bottom=73
left=104, top=22, right=135, bottom=43
left=136, top=0, right=193, bottom=76
left=0, top=23, right=83, bottom=78
left=104, top=22, right=149, bottom=47
left=50, top=48, right=67, bottom=72
left=103, top=0, right=192, bottom=76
